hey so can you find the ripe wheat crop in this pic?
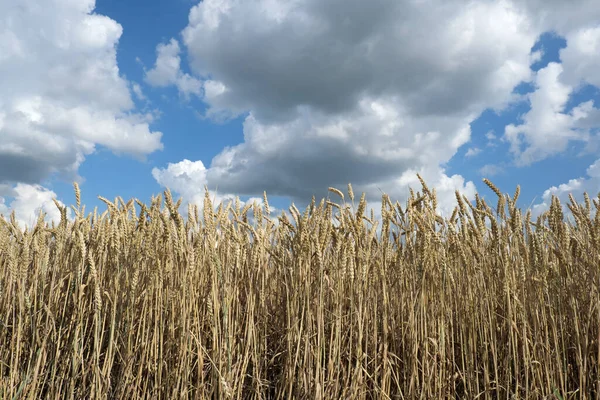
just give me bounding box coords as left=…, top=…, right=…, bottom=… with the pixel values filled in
left=1, top=178, right=599, bottom=399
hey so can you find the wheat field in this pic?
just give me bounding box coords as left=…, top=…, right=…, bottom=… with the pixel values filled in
left=1, top=177, right=599, bottom=399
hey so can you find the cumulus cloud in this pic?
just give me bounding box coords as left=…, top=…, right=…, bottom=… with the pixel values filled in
left=465, top=147, right=482, bottom=158
left=144, top=38, right=202, bottom=99
left=153, top=156, right=476, bottom=230
left=490, top=22, right=600, bottom=219
left=530, top=158, right=600, bottom=221
left=151, top=159, right=284, bottom=226
left=514, top=0, right=600, bottom=37
left=503, top=24, right=600, bottom=165
left=132, top=83, right=147, bottom=102
left=0, top=0, right=164, bottom=228
left=496, top=17, right=600, bottom=221
left=0, top=0, right=163, bottom=186
left=485, top=130, right=499, bottom=148
left=151, top=0, right=550, bottom=213
left=181, top=0, right=537, bottom=122
left=504, top=63, right=587, bottom=165
left=560, top=26, right=600, bottom=89
left=146, top=0, right=600, bottom=229
left=0, top=184, right=73, bottom=231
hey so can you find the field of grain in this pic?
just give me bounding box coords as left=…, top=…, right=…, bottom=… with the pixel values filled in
left=1, top=177, right=599, bottom=399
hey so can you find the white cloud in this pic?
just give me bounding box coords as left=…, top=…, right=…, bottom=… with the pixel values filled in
left=150, top=158, right=476, bottom=240
left=181, top=0, right=537, bottom=122
left=515, top=0, right=600, bottom=37
left=144, top=38, right=202, bottom=99
left=132, top=83, right=147, bottom=101
left=465, top=147, right=482, bottom=157
left=503, top=63, right=586, bottom=165
left=151, top=159, right=283, bottom=225
left=530, top=158, right=600, bottom=221
left=560, top=26, right=600, bottom=89
left=147, top=0, right=600, bottom=227
left=511, top=23, right=600, bottom=224
left=150, top=0, right=548, bottom=212
left=503, top=24, right=600, bottom=166
left=0, top=183, right=73, bottom=231
left=530, top=49, right=544, bottom=65
left=0, top=0, right=165, bottom=231
left=0, top=0, right=163, bottom=187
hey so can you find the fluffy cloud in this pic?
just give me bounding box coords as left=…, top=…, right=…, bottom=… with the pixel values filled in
left=0, top=0, right=163, bottom=228
left=151, top=0, right=545, bottom=213
left=515, top=0, right=600, bottom=37
left=465, top=147, right=482, bottom=158
left=560, top=26, right=600, bottom=88
left=503, top=63, right=590, bottom=166
left=0, top=1, right=164, bottom=184
left=151, top=159, right=284, bottom=227
left=197, top=101, right=478, bottom=210
left=531, top=158, right=600, bottom=221
left=144, top=38, right=202, bottom=99
left=0, top=184, right=72, bottom=231
left=181, top=0, right=537, bottom=122
left=146, top=0, right=600, bottom=227
left=502, top=25, right=600, bottom=166
left=132, top=83, right=147, bottom=102
left=503, top=22, right=600, bottom=219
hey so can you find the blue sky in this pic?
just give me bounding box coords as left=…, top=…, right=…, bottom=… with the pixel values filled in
left=1, top=0, right=600, bottom=229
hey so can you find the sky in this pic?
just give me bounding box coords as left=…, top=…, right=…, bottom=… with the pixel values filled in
left=1, top=0, right=600, bottom=231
